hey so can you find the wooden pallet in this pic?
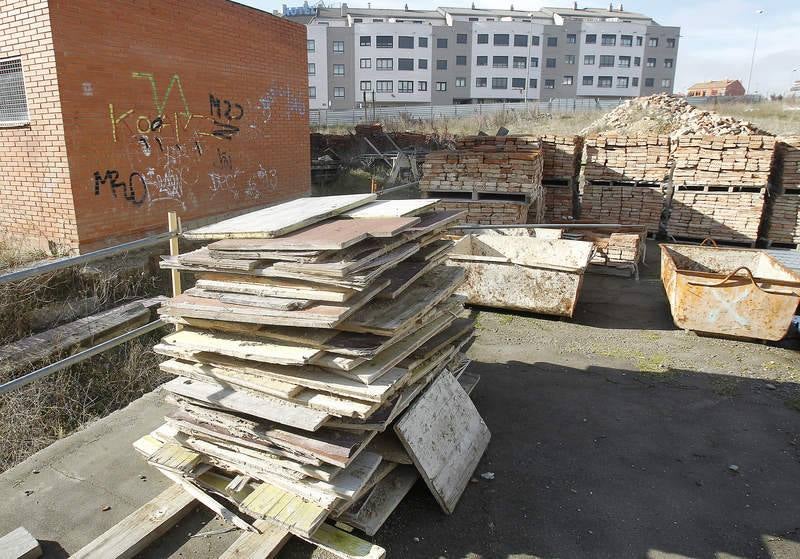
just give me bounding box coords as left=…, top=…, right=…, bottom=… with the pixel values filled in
left=674, top=184, right=767, bottom=194
left=584, top=179, right=666, bottom=189
left=421, top=189, right=529, bottom=203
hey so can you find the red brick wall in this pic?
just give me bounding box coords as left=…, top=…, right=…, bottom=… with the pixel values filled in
left=50, top=0, right=311, bottom=250
left=0, top=0, right=79, bottom=251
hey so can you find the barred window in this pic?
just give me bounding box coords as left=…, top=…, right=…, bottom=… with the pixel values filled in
left=0, top=58, right=29, bottom=126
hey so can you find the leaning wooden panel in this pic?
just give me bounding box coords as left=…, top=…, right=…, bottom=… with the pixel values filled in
left=218, top=519, right=291, bottom=559
left=394, top=370, right=490, bottom=514
left=71, top=484, right=195, bottom=559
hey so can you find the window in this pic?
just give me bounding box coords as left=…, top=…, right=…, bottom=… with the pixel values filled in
left=399, top=80, right=414, bottom=93
left=547, top=36, right=558, bottom=47
left=457, top=33, right=468, bottom=44
left=360, top=58, right=372, bottom=69
left=308, top=86, right=316, bottom=99
left=353, top=18, right=362, bottom=22
left=532, top=35, right=540, bottom=46
left=377, top=58, right=393, bottom=70
left=513, top=56, right=526, bottom=69
left=582, top=75, right=593, bottom=86
left=436, top=59, right=447, bottom=70
left=492, top=77, right=508, bottom=89
left=307, top=40, right=315, bottom=52
left=585, top=34, right=596, bottom=44
left=398, top=58, right=414, bottom=71
left=512, top=77, right=525, bottom=89
left=636, top=36, right=643, bottom=46
left=514, top=34, right=528, bottom=47
left=632, top=77, right=639, bottom=87
left=334, top=86, right=345, bottom=98
left=418, top=81, right=428, bottom=91
left=477, top=34, right=489, bottom=44
left=376, top=36, right=393, bottom=48
left=648, top=37, right=659, bottom=47
left=618, top=56, right=631, bottom=68
left=332, top=41, right=344, bottom=53
left=476, top=56, right=488, bottom=66
left=667, top=38, right=676, bottom=48
left=563, top=75, right=573, bottom=85
left=475, top=77, right=487, bottom=87
left=435, top=81, right=447, bottom=91
left=333, top=64, right=345, bottom=76
left=436, top=38, right=448, bottom=48
left=565, top=54, right=575, bottom=65
left=634, top=56, right=641, bottom=67
left=418, top=37, right=428, bottom=47
left=544, top=79, right=555, bottom=89
left=599, top=55, right=614, bottom=67
left=308, top=63, right=315, bottom=75
left=360, top=81, right=371, bottom=91
left=376, top=80, right=393, bottom=92
left=372, top=18, right=383, bottom=22
left=418, top=58, right=428, bottom=69
left=546, top=58, right=556, bottom=68
left=661, top=78, right=671, bottom=88
left=494, top=34, right=510, bottom=46
left=584, top=55, right=595, bottom=65
left=645, top=77, right=654, bottom=87
left=601, top=34, right=616, bottom=46
left=567, top=33, right=577, bottom=44
left=456, top=55, right=467, bottom=66
left=493, top=56, right=508, bottom=68
left=621, top=35, right=633, bottom=47
left=531, top=57, right=539, bottom=68
left=469, top=17, right=478, bottom=21
left=646, top=57, right=656, bottom=68
left=529, top=78, right=538, bottom=88
left=398, top=36, right=414, bottom=49
left=664, top=58, right=674, bottom=68
left=598, top=76, right=612, bottom=88
left=360, top=36, right=371, bottom=46
left=617, top=76, right=629, bottom=88
left=455, top=77, right=466, bottom=88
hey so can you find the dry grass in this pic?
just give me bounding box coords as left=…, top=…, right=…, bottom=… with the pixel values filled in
left=708, top=101, right=800, bottom=137
left=0, top=240, right=49, bottom=272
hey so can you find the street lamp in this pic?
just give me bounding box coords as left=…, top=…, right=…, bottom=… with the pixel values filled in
left=746, top=9, right=766, bottom=94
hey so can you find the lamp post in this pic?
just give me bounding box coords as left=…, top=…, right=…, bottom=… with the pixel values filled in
left=746, top=9, right=766, bottom=94
left=525, top=12, right=534, bottom=109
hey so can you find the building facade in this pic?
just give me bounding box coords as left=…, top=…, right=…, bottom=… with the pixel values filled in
left=687, top=80, right=746, bottom=97
left=289, top=4, right=680, bottom=110
left=0, top=0, right=310, bottom=253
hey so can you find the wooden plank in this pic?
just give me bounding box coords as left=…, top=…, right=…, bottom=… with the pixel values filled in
left=183, top=284, right=311, bottom=310
left=406, top=210, right=465, bottom=235
left=306, top=523, right=386, bottom=559
left=394, top=370, right=490, bottom=514
left=70, top=485, right=195, bottom=559
left=338, top=466, right=419, bottom=536
left=184, top=194, right=377, bottom=239
left=0, top=527, right=41, bottom=559
left=162, top=377, right=330, bottom=431
left=218, top=519, right=290, bottom=559
left=196, top=274, right=356, bottom=303
left=367, top=432, right=412, bottom=465
left=342, top=199, right=438, bottom=218
left=377, top=253, right=449, bottom=300
left=240, top=483, right=328, bottom=537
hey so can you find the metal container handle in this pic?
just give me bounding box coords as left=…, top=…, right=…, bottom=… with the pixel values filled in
left=688, top=266, right=792, bottom=296
left=699, top=238, right=719, bottom=248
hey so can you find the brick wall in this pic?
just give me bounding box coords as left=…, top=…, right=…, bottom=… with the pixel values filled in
left=0, top=0, right=79, bottom=251
left=49, top=0, right=310, bottom=250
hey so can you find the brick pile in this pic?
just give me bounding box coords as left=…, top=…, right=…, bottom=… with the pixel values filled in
left=540, top=185, right=574, bottom=222
left=671, top=135, right=776, bottom=187
left=777, top=137, right=800, bottom=189
left=579, top=184, right=664, bottom=233
left=436, top=200, right=530, bottom=226
left=667, top=191, right=765, bottom=244
left=539, top=135, right=583, bottom=181
left=765, top=195, right=800, bottom=246
left=583, top=135, right=671, bottom=183
left=420, top=150, right=543, bottom=196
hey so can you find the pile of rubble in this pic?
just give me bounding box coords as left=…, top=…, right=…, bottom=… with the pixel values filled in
left=582, top=94, right=771, bottom=138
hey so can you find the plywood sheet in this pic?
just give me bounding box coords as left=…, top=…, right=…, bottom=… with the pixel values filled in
left=342, top=199, right=438, bottom=218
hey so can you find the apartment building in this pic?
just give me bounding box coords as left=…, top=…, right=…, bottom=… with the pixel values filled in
left=287, top=4, right=680, bottom=109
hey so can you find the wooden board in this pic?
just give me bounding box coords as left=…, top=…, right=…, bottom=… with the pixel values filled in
left=342, top=199, right=438, bottom=218
left=406, top=210, right=465, bottom=236
left=377, top=253, right=449, bottom=300
left=239, top=483, right=329, bottom=537
left=184, top=194, right=376, bottom=239
left=196, top=273, right=357, bottom=302
left=338, top=466, right=419, bottom=536
left=162, top=377, right=330, bottom=431
left=70, top=485, right=195, bottom=559
left=0, top=527, right=41, bottom=559
left=206, top=216, right=418, bottom=251
left=394, top=370, right=490, bottom=514
left=183, top=284, right=311, bottom=311
left=307, top=523, right=386, bottom=559
left=219, top=519, right=290, bottom=559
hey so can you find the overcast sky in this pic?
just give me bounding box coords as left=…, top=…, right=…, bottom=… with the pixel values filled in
left=240, top=0, right=800, bottom=95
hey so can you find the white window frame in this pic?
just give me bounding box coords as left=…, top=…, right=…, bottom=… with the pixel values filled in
left=332, top=41, right=344, bottom=54
left=333, top=87, right=345, bottom=98
left=376, top=80, right=393, bottom=93
left=360, top=81, right=372, bottom=91
left=0, top=57, right=30, bottom=127
left=360, top=58, right=372, bottom=69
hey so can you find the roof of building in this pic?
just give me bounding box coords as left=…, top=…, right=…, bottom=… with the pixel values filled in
left=284, top=14, right=316, bottom=24
left=687, top=79, right=742, bottom=90
left=317, top=6, right=445, bottom=20
left=437, top=6, right=550, bottom=18
left=542, top=6, right=653, bottom=22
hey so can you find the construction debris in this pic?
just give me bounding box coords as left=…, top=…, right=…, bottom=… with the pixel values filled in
left=131, top=195, right=487, bottom=556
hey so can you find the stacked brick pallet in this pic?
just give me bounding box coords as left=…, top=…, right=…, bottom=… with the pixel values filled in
left=434, top=199, right=531, bottom=226
left=540, top=185, right=575, bottom=222
left=669, top=191, right=765, bottom=245
left=671, top=135, right=775, bottom=187
left=583, top=135, right=671, bottom=183
left=579, top=183, right=664, bottom=233
left=765, top=137, right=800, bottom=247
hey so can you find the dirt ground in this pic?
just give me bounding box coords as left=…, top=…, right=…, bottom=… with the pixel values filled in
left=1, top=242, right=798, bottom=559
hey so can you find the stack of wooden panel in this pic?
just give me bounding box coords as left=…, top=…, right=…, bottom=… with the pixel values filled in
left=133, top=195, right=489, bottom=555
left=583, top=135, right=671, bottom=183
left=579, top=184, right=664, bottom=233
left=767, top=137, right=800, bottom=247
left=671, top=135, right=776, bottom=187
left=667, top=191, right=765, bottom=245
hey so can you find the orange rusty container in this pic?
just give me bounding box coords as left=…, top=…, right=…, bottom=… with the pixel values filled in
left=660, top=243, right=800, bottom=341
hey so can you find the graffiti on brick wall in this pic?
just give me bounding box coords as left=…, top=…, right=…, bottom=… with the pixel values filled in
left=95, top=72, right=303, bottom=208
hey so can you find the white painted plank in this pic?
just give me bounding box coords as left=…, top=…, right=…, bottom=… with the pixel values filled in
left=339, top=465, right=419, bottom=536
left=342, top=199, right=438, bottom=219
left=0, top=527, right=41, bottom=559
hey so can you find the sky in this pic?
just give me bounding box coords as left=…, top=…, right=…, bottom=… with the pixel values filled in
left=240, top=0, right=800, bottom=95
